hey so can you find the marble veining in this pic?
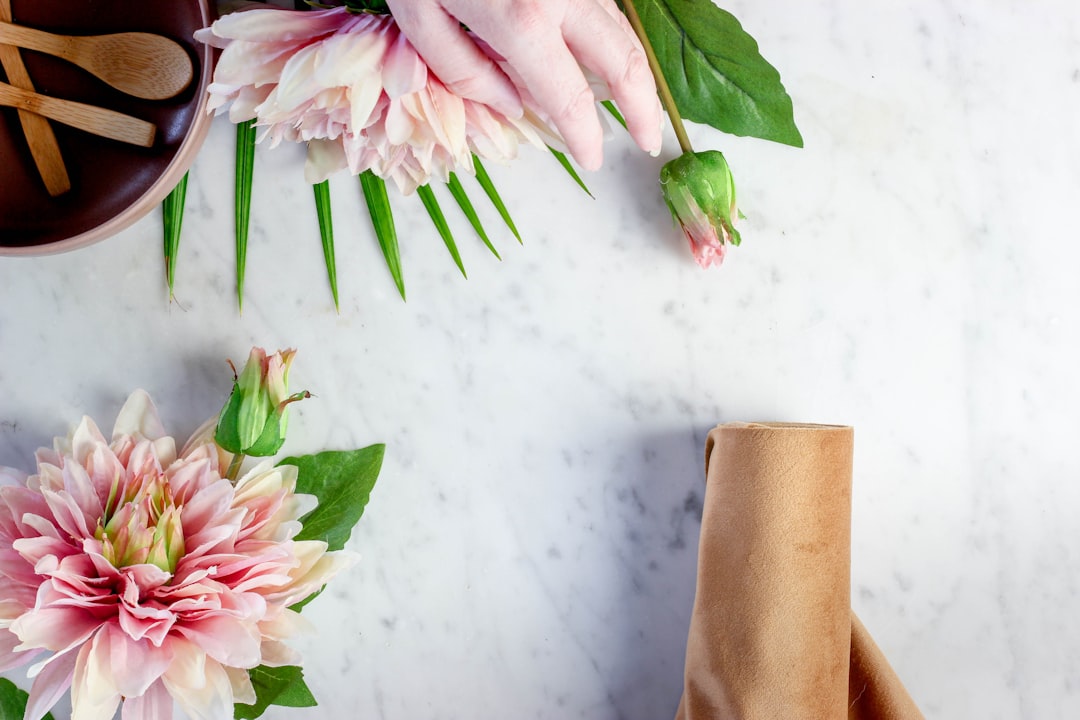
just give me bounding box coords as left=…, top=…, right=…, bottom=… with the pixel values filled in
left=4, top=1, right=1080, bottom=717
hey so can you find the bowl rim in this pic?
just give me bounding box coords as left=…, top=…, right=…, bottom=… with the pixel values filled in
left=0, top=0, right=215, bottom=258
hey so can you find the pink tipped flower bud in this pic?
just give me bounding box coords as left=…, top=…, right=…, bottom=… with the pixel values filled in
left=215, top=347, right=309, bottom=457
left=659, top=150, right=741, bottom=268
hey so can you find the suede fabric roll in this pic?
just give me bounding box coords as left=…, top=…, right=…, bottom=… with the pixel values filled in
left=848, top=613, right=923, bottom=720
left=674, top=422, right=924, bottom=720
left=676, top=423, right=854, bottom=720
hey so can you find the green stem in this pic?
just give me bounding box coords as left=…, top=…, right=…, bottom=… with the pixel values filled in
left=225, top=453, right=245, bottom=482
left=622, top=0, right=694, bottom=155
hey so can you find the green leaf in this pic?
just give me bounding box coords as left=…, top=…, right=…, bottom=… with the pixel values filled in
left=472, top=155, right=521, bottom=244
left=313, top=180, right=340, bottom=311
left=214, top=381, right=244, bottom=454
left=416, top=184, right=466, bottom=278
left=234, top=665, right=317, bottom=720
left=359, top=171, right=406, bottom=300
left=279, top=444, right=385, bottom=552
left=601, top=100, right=628, bottom=130
left=447, top=172, right=499, bottom=261
left=162, top=172, right=188, bottom=300
left=548, top=147, right=593, bottom=198
left=0, top=678, right=54, bottom=720
left=289, top=587, right=323, bottom=613
left=235, top=120, right=258, bottom=312
left=636, top=0, right=802, bottom=147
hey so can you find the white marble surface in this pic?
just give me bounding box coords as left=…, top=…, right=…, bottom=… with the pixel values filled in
left=3, top=1, right=1080, bottom=717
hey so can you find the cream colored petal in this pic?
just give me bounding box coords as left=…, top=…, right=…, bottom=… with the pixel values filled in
left=70, top=418, right=108, bottom=466
left=305, top=138, right=349, bottom=184
left=112, top=391, right=166, bottom=442
left=179, top=417, right=218, bottom=457
left=225, top=665, right=256, bottom=706
left=70, top=638, right=121, bottom=720
left=259, top=608, right=314, bottom=641
left=164, top=656, right=233, bottom=720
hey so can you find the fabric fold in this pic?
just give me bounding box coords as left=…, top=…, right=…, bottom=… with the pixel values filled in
left=675, top=422, right=922, bottom=720
left=848, top=612, right=922, bottom=720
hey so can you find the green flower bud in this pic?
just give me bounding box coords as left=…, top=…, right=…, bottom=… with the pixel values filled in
left=215, top=347, right=309, bottom=457
left=659, top=150, right=741, bottom=268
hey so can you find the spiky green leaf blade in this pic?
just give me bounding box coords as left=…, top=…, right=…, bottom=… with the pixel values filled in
left=234, top=666, right=317, bottom=719
left=359, top=171, right=406, bottom=300
left=235, top=120, right=257, bottom=312
left=447, top=172, right=500, bottom=260
left=472, top=155, right=521, bottom=243
left=415, top=184, right=466, bottom=277
left=636, top=0, right=802, bottom=147
left=601, top=100, right=628, bottom=130
left=162, top=172, right=188, bottom=299
left=548, top=147, right=593, bottom=198
left=313, top=180, right=340, bottom=311
left=0, top=678, right=55, bottom=720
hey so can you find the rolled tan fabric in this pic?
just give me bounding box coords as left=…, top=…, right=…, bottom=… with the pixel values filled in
left=849, top=613, right=923, bottom=720
left=676, top=422, right=854, bottom=719
left=675, top=422, right=923, bottom=720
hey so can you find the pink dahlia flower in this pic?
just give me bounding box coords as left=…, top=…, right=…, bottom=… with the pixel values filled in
left=196, top=6, right=572, bottom=194
left=0, top=391, right=350, bottom=720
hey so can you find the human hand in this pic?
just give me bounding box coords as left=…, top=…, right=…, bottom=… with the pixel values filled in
left=385, top=0, right=663, bottom=171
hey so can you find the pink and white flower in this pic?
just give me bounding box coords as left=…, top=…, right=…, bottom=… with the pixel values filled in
left=196, top=6, right=571, bottom=194
left=0, top=391, right=349, bottom=720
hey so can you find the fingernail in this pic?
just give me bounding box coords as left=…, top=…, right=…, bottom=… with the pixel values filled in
left=640, top=127, right=662, bottom=157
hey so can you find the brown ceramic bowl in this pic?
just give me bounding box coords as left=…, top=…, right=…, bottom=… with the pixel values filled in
left=0, top=0, right=214, bottom=255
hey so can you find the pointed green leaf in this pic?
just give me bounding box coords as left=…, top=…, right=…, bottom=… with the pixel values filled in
left=446, top=172, right=500, bottom=261
left=601, top=100, right=628, bottom=130
left=162, top=172, right=188, bottom=300
left=548, top=147, right=593, bottom=198
left=313, top=180, right=340, bottom=311
left=416, top=184, right=466, bottom=278
left=234, top=666, right=316, bottom=720
left=279, top=444, right=385, bottom=552
left=359, top=171, right=405, bottom=300
left=0, top=678, right=54, bottom=720
left=213, top=381, right=245, bottom=454
left=472, top=155, right=521, bottom=243
left=636, top=0, right=802, bottom=147
left=235, top=120, right=258, bottom=312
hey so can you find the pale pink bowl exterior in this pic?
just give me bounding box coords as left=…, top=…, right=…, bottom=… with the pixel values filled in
left=0, top=0, right=215, bottom=257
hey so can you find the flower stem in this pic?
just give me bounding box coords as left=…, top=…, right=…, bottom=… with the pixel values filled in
left=225, top=453, right=245, bottom=482
left=621, top=0, right=694, bottom=155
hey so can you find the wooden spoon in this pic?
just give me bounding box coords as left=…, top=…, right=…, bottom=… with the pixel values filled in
left=0, top=21, right=193, bottom=101
left=0, top=0, right=69, bottom=195
left=0, top=81, right=156, bottom=147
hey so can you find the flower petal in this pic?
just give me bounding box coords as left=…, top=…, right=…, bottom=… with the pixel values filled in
left=164, top=653, right=234, bottom=720
left=174, top=615, right=262, bottom=668
left=104, top=624, right=175, bottom=697
left=224, top=666, right=255, bottom=706
left=24, top=646, right=77, bottom=720
left=112, top=391, right=166, bottom=442
left=70, top=637, right=121, bottom=720
left=120, top=679, right=173, bottom=720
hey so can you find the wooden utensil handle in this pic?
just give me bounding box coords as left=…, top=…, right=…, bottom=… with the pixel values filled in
left=0, top=3, right=70, bottom=196
left=0, top=20, right=76, bottom=62
left=0, top=81, right=156, bottom=147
